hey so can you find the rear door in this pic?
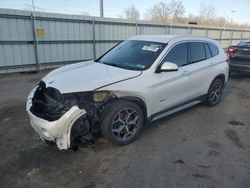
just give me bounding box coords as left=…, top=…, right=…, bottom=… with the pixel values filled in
left=185, top=42, right=212, bottom=98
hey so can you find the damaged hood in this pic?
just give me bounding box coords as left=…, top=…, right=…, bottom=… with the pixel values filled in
left=42, top=60, right=141, bottom=93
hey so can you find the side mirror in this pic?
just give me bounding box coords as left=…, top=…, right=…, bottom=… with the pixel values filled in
left=157, top=62, right=178, bottom=72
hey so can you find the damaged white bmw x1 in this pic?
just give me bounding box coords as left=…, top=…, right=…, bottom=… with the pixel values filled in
left=26, top=35, right=229, bottom=150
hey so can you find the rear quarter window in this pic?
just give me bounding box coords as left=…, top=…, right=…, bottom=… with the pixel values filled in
left=205, top=43, right=212, bottom=59
left=208, top=43, right=219, bottom=57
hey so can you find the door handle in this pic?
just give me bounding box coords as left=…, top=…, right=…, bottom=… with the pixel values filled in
left=182, top=70, right=190, bottom=75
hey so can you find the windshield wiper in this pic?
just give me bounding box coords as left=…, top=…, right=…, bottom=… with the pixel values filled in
left=101, top=61, right=142, bottom=71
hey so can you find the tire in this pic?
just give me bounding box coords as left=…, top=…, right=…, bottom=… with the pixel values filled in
left=206, top=78, right=224, bottom=106
left=101, top=100, right=144, bottom=145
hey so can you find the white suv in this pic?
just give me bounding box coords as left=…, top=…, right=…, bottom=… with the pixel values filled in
left=26, top=35, right=229, bottom=150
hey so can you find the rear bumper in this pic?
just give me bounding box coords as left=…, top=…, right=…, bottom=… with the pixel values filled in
left=26, top=88, right=87, bottom=150
left=229, top=63, right=250, bottom=73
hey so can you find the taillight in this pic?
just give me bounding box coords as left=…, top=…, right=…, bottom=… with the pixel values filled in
left=227, top=47, right=235, bottom=53
left=226, top=47, right=234, bottom=64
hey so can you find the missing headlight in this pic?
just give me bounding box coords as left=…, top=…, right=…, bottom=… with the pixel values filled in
left=93, top=91, right=114, bottom=102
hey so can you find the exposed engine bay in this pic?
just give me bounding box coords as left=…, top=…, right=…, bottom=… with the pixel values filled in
left=30, top=81, right=116, bottom=149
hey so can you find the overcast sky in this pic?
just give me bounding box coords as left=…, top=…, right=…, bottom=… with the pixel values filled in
left=0, top=0, right=249, bottom=24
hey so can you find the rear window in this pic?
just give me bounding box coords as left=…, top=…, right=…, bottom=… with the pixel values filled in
left=208, top=43, right=219, bottom=57
left=189, top=42, right=206, bottom=63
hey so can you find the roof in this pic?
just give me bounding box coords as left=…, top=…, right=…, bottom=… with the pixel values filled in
left=128, top=35, right=217, bottom=44
left=240, top=40, right=250, bottom=42
left=128, top=35, right=178, bottom=43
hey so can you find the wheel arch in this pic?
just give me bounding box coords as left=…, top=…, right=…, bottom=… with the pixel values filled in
left=215, top=74, right=226, bottom=83
left=117, top=96, right=148, bottom=123
left=206, top=73, right=225, bottom=106
left=207, top=74, right=226, bottom=93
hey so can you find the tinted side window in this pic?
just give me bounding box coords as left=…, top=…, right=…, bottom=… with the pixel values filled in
left=205, top=43, right=212, bottom=59
left=208, top=43, right=219, bottom=57
left=163, top=43, right=188, bottom=67
left=189, top=42, right=206, bottom=63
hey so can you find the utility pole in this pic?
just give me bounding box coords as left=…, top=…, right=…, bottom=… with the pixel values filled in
left=100, top=0, right=104, bottom=17
left=230, top=10, right=235, bottom=27
left=229, top=10, right=235, bottom=46
left=32, top=0, right=35, bottom=12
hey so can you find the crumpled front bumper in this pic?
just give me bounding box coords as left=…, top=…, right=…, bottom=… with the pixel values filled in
left=26, top=88, right=86, bottom=150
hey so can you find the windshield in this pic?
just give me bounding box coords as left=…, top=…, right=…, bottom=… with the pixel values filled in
left=98, top=40, right=167, bottom=71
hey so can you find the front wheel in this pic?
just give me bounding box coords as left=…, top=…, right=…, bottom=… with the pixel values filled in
left=206, top=78, right=224, bottom=106
left=101, top=100, right=144, bottom=145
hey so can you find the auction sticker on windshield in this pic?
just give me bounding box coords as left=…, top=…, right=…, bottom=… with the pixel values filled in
left=142, top=45, right=159, bottom=52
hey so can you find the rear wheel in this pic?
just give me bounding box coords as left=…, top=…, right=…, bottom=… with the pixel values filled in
left=101, top=100, right=144, bottom=145
left=206, top=78, right=224, bottom=106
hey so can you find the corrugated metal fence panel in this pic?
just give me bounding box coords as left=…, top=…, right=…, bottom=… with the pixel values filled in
left=231, top=40, right=241, bottom=45
left=95, top=23, right=137, bottom=40
left=138, top=25, right=165, bottom=35
left=169, top=26, right=187, bottom=35
left=37, top=43, right=94, bottom=63
left=0, top=9, right=36, bottom=68
left=33, top=14, right=94, bottom=65
left=0, top=8, right=250, bottom=73
left=0, top=17, right=33, bottom=41
left=220, top=40, right=231, bottom=48
left=207, top=29, right=221, bottom=39
left=95, top=42, right=117, bottom=57
left=0, top=44, right=36, bottom=67
left=35, top=20, right=93, bottom=41
left=94, top=20, right=136, bottom=57
left=242, top=31, right=250, bottom=38
left=221, top=30, right=231, bottom=39
left=191, top=28, right=207, bottom=36
left=233, top=31, right=242, bottom=38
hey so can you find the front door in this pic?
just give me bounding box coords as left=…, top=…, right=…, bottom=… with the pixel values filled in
left=150, top=42, right=193, bottom=115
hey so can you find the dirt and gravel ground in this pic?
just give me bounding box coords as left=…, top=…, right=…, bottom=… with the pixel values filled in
left=0, top=70, right=250, bottom=188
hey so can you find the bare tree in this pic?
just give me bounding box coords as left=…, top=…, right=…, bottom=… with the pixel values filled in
left=144, top=1, right=171, bottom=23
left=168, top=0, right=185, bottom=23
left=144, top=1, right=248, bottom=28
left=215, top=16, right=229, bottom=27
left=24, top=3, right=45, bottom=12
left=198, top=4, right=217, bottom=24
left=121, top=5, right=140, bottom=21
left=144, top=0, right=184, bottom=23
